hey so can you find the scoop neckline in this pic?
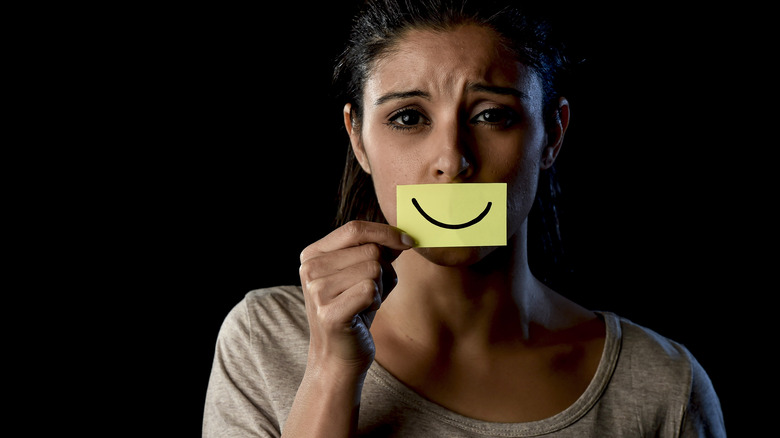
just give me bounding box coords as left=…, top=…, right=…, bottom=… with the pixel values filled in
left=366, top=311, right=622, bottom=436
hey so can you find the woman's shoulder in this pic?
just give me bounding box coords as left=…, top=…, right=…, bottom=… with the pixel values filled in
left=607, top=312, right=700, bottom=377
left=599, top=312, right=703, bottom=391
left=206, top=286, right=308, bottom=435
left=218, top=285, right=309, bottom=349
left=242, top=284, right=306, bottom=325
left=243, top=285, right=306, bottom=317
left=599, top=312, right=725, bottom=435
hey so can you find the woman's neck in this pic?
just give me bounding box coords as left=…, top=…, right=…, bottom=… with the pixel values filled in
left=376, top=226, right=547, bottom=349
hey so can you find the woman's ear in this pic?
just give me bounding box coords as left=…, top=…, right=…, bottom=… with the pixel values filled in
left=344, top=103, right=371, bottom=174
left=541, top=97, right=570, bottom=170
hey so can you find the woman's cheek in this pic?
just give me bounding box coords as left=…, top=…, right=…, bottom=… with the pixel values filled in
left=365, top=147, right=409, bottom=227
left=373, top=172, right=399, bottom=226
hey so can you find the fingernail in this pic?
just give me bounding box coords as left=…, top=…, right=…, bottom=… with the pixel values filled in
left=401, top=233, right=416, bottom=247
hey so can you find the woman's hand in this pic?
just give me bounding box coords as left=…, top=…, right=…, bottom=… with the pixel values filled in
left=283, top=221, right=413, bottom=437
left=298, top=220, right=415, bottom=376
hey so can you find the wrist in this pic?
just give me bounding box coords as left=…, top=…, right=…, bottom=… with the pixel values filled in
left=306, top=342, right=375, bottom=383
left=304, top=356, right=370, bottom=398
left=283, top=360, right=368, bottom=437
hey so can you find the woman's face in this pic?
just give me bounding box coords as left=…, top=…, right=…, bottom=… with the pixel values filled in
left=346, top=24, right=565, bottom=266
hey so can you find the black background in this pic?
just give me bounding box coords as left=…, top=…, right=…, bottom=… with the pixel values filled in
left=105, top=2, right=755, bottom=434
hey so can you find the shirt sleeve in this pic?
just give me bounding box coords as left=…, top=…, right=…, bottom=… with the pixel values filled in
left=679, top=355, right=726, bottom=437
left=203, top=299, right=281, bottom=438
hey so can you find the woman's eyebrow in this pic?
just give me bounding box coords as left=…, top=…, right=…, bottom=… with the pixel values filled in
left=468, top=83, right=527, bottom=99
left=374, top=85, right=526, bottom=106
left=374, top=89, right=430, bottom=106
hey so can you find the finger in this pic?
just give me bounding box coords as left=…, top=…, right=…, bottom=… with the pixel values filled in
left=299, top=243, right=384, bottom=285
left=378, top=256, right=398, bottom=301
left=309, top=279, right=381, bottom=334
left=301, top=221, right=415, bottom=263
left=336, top=279, right=382, bottom=323
left=304, top=259, right=383, bottom=304
left=313, top=278, right=381, bottom=332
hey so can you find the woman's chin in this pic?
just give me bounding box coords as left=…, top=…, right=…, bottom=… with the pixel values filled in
left=412, top=246, right=501, bottom=267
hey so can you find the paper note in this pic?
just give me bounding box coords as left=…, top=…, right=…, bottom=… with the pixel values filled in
left=396, top=183, right=507, bottom=247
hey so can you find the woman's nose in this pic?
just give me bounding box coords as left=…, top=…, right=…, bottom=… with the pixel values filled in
left=434, top=152, right=471, bottom=180
left=431, top=121, right=474, bottom=181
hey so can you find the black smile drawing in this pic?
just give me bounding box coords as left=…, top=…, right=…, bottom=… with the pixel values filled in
left=411, top=198, right=492, bottom=230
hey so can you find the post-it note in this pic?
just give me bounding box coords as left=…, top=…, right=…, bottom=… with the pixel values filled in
left=396, top=183, right=507, bottom=247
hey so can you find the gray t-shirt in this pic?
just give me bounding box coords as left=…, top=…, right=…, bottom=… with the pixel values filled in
left=203, top=286, right=725, bottom=437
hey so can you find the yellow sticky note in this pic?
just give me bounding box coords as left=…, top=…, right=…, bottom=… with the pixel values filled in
left=396, top=183, right=507, bottom=247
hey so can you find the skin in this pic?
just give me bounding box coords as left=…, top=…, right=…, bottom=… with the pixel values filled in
left=286, top=24, right=605, bottom=436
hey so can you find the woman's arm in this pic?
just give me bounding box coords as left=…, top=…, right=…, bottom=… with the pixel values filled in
left=203, top=299, right=283, bottom=437
left=679, top=356, right=726, bottom=437
left=282, top=221, right=413, bottom=437
left=282, top=362, right=365, bottom=437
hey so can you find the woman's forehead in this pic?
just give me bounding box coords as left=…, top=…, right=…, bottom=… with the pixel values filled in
left=365, top=24, right=542, bottom=104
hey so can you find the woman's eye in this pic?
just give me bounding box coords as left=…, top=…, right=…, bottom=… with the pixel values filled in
left=471, top=108, right=517, bottom=127
left=387, top=109, right=428, bottom=130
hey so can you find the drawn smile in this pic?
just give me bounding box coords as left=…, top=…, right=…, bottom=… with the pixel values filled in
left=411, top=198, right=492, bottom=230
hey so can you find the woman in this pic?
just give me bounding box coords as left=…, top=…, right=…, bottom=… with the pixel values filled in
left=204, top=1, right=725, bottom=436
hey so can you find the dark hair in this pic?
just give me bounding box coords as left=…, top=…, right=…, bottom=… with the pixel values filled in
left=332, top=0, right=573, bottom=287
